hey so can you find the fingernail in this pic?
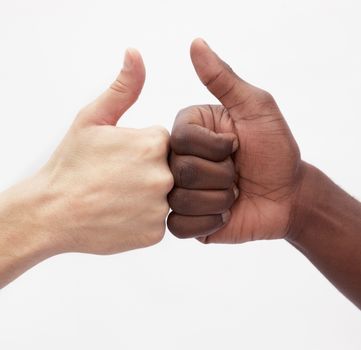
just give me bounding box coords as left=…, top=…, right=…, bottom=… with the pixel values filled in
left=232, top=138, right=239, bottom=152
left=123, top=49, right=133, bottom=70
left=221, top=210, right=231, bottom=224
left=233, top=185, right=239, bottom=200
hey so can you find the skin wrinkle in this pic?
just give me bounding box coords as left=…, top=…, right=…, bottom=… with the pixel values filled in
left=241, top=187, right=296, bottom=202
left=168, top=39, right=361, bottom=308
left=168, top=39, right=303, bottom=244
left=208, top=104, right=216, bottom=131
left=1, top=37, right=360, bottom=310
left=227, top=94, right=252, bottom=112
left=169, top=187, right=234, bottom=216
left=219, top=106, right=227, bottom=126
left=203, top=69, right=224, bottom=88
left=0, top=47, right=173, bottom=288
left=218, top=80, right=238, bottom=101
left=111, top=78, right=132, bottom=94
left=239, top=113, right=277, bottom=121
left=178, top=159, right=197, bottom=188
left=198, top=106, right=207, bottom=128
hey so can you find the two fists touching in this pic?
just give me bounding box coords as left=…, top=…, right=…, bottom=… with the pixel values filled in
left=34, top=38, right=303, bottom=257
left=4, top=39, right=304, bottom=266
left=3, top=39, right=361, bottom=309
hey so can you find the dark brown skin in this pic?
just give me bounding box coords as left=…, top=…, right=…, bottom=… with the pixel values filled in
left=167, top=38, right=361, bottom=309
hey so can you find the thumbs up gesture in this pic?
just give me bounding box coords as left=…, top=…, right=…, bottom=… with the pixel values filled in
left=167, top=39, right=303, bottom=244
left=36, top=49, right=173, bottom=255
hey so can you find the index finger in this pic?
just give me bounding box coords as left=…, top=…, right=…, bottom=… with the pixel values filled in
left=171, top=106, right=238, bottom=162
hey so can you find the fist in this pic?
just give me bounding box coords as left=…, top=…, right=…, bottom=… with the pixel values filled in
left=167, top=105, right=239, bottom=239
left=38, top=49, right=173, bottom=255
left=167, top=39, right=303, bottom=244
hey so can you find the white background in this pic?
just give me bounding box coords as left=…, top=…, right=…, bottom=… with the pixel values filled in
left=0, top=0, right=361, bottom=349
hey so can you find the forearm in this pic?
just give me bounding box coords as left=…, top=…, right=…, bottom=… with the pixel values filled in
left=0, top=176, right=53, bottom=288
left=287, top=162, right=361, bottom=309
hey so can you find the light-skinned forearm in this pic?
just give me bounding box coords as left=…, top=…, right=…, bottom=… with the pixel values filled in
left=0, top=175, right=55, bottom=288
left=0, top=48, right=173, bottom=288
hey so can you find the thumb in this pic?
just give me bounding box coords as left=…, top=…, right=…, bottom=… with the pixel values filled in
left=190, top=38, right=253, bottom=111
left=78, top=48, right=146, bottom=126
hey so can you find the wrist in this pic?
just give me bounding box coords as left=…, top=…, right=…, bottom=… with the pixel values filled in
left=285, top=164, right=361, bottom=309
left=286, top=161, right=360, bottom=246
left=0, top=174, right=57, bottom=287
left=286, top=161, right=331, bottom=244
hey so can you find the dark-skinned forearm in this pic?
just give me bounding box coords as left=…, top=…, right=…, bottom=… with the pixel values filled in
left=287, top=162, right=361, bottom=309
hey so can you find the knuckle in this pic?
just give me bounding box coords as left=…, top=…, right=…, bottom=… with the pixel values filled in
left=160, top=202, right=170, bottom=217
left=164, top=172, right=175, bottom=192
left=223, top=188, right=236, bottom=207
left=166, top=214, right=175, bottom=233
left=144, top=126, right=170, bottom=155
left=150, top=175, right=165, bottom=190
left=167, top=189, right=178, bottom=210
left=170, top=126, right=188, bottom=152
left=166, top=212, right=181, bottom=237
left=175, top=106, right=193, bottom=120
left=148, top=225, right=166, bottom=245
left=148, top=125, right=170, bottom=140
left=168, top=188, right=187, bottom=212
left=214, top=135, right=232, bottom=156
left=156, top=170, right=174, bottom=193
left=172, top=158, right=198, bottom=188
left=153, top=170, right=174, bottom=192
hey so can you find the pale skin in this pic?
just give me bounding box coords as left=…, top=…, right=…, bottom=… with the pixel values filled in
left=0, top=40, right=360, bottom=311
left=168, top=39, right=361, bottom=309
left=0, top=48, right=173, bottom=288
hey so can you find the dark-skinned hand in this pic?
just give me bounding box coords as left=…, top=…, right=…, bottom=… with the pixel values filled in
left=167, top=39, right=303, bottom=244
